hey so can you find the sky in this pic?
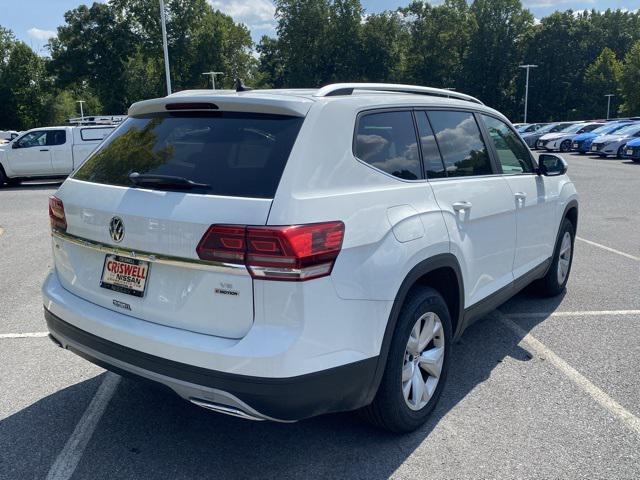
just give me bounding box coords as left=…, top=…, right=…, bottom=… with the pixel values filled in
left=2, top=0, right=639, bottom=53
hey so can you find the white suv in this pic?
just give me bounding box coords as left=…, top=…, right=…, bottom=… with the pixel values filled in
left=43, top=83, right=578, bottom=432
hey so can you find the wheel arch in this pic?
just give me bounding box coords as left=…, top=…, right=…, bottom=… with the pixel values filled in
left=364, top=253, right=464, bottom=405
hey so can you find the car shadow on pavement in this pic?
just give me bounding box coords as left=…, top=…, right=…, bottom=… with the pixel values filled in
left=0, top=290, right=564, bottom=480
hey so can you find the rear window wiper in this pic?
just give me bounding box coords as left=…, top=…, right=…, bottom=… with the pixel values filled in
left=128, top=172, right=210, bottom=189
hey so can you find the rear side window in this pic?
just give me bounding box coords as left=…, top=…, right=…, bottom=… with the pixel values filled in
left=354, top=111, right=422, bottom=180
left=80, top=127, right=114, bottom=141
left=73, top=112, right=303, bottom=198
left=427, top=111, right=492, bottom=177
left=46, top=130, right=66, bottom=146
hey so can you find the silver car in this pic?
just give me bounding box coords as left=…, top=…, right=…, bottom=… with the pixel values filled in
left=590, top=123, right=640, bottom=157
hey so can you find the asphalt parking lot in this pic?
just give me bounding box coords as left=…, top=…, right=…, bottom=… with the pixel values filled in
left=1, top=152, right=639, bottom=480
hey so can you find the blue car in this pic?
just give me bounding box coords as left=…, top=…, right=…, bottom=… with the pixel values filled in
left=571, top=122, right=633, bottom=153
left=622, top=137, right=640, bottom=162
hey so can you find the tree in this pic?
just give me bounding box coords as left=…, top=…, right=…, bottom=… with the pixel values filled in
left=402, top=0, right=472, bottom=90
left=274, top=0, right=332, bottom=87
left=619, top=41, right=640, bottom=116
left=48, top=3, right=134, bottom=114
left=327, top=0, right=363, bottom=82
left=360, top=12, right=408, bottom=83
left=256, top=36, right=286, bottom=88
left=583, top=48, right=621, bottom=118
left=0, top=42, right=50, bottom=129
left=464, top=0, right=534, bottom=114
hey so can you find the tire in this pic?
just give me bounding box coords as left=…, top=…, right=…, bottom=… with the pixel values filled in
left=536, top=218, right=575, bottom=297
left=616, top=146, right=624, bottom=159
left=360, top=286, right=452, bottom=433
left=0, top=167, right=7, bottom=187
left=560, top=140, right=571, bottom=152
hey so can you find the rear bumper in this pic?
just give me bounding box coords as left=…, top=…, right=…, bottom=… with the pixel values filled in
left=46, top=308, right=378, bottom=421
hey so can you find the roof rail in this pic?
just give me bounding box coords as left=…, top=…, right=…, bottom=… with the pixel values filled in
left=314, top=83, right=484, bottom=105
left=67, top=115, right=127, bottom=125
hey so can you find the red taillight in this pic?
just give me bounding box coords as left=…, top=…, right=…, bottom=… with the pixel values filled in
left=196, top=222, right=345, bottom=281
left=48, top=196, right=67, bottom=232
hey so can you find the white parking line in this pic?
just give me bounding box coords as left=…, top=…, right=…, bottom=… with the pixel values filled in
left=495, top=310, right=640, bottom=437
left=45, top=372, right=121, bottom=480
left=576, top=236, right=640, bottom=261
left=507, top=310, right=640, bottom=319
left=0, top=332, right=49, bottom=338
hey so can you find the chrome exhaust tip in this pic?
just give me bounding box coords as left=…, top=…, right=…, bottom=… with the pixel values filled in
left=189, top=398, right=266, bottom=422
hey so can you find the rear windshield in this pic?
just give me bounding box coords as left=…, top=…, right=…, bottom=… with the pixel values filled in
left=73, top=112, right=304, bottom=198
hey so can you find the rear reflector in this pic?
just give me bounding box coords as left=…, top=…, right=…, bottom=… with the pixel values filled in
left=48, top=196, right=67, bottom=232
left=197, top=222, right=345, bottom=281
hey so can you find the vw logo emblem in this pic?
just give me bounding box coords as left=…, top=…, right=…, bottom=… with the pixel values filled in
left=109, top=217, right=125, bottom=243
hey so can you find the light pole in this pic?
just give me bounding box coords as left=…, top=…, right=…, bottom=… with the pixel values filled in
left=202, top=71, right=224, bottom=89
left=159, top=0, right=172, bottom=95
left=76, top=100, right=85, bottom=122
left=605, top=94, right=615, bottom=119
left=519, top=64, right=538, bottom=123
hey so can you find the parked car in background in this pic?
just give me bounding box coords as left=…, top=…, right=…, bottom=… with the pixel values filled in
left=590, top=123, right=640, bottom=158
left=42, top=83, right=578, bottom=433
left=0, top=125, right=115, bottom=186
left=516, top=123, right=547, bottom=134
left=0, top=130, right=20, bottom=145
left=622, top=137, right=640, bottom=162
left=571, top=121, right=635, bottom=154
left=537, top=122, right=603, bottom=152
left=521, top=122, right=576, bottom=149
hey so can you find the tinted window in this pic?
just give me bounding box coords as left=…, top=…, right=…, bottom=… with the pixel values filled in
left=46, top=130, right=66, bottom=146
left=73, top=112, right=303, bottom=198
left=355, top=111, right=422, bottom=180
left=427, top=111, right=492, bottom=177
left=482, top=115, right=534, bottom=174
left=578, top=124, right=601, bottom=133
left=416, top=112, right=445, bottom=178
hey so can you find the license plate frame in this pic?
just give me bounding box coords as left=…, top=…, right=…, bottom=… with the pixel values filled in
left=627, top=149, right=633, bottom=155
left=100, top=254, right=150, bottom=298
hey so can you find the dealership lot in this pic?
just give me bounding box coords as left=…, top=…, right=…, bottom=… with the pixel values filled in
left=1, top=152, right=639, bottom=479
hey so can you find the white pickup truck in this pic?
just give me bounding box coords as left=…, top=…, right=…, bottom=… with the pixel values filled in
left=0, top=125, right=115, bottom=186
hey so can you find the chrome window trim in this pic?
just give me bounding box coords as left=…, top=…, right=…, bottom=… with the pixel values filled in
left=51, top=229, right=248, bottom=276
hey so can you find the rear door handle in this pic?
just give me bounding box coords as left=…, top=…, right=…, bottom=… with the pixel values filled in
left=40, top=149, right=49, bottom=152
left=452, top=201, right=472, bottom=212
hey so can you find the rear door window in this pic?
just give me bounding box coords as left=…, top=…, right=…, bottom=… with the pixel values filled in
left=354, top=111, right=423, bottom=180
left=415, top=112, right=446, bottom=178
left=427, top=111, right=493, bottom=177
left=73, top=112, right=304, bottom=198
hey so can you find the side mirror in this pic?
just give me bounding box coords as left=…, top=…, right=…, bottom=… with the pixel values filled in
left=538, top=154, right=567, bottom=176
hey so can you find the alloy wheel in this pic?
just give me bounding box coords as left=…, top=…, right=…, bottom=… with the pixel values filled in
left=557, top=231, right=572, bottom=285
left=402, top=312, right=445, bottom=411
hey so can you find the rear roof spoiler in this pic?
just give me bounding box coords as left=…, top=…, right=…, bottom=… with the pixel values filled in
left=128, top=93, right=313, bottom=118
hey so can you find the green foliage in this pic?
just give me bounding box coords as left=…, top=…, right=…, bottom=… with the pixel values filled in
left=2, top=1, right=640, bottom=131
left=619, top=41, right=640, bottom=116
left=0, top=42, right=51, bottom=129
left=583, top=48, right=621, bottom=117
